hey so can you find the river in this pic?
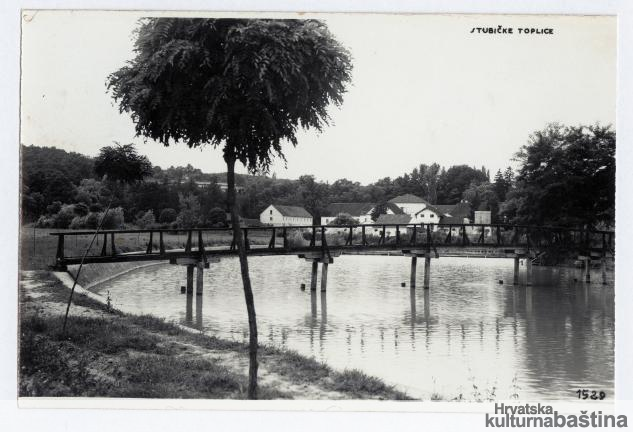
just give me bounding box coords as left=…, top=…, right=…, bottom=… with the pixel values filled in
left=94, top=255, right=614, bottom=400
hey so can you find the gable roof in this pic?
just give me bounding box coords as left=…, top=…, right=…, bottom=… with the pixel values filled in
left=434, top=205, right=456, bottom=216
left=376, top=214, right=413, bottom=225
left=323, top=202, right=376, bottom=217
left=384, top=202, right=405, bottom=215
left=388, top=194, right=429, bottom=204
left=271, top=204, right=312, bottom=218
left=415, top=204, right=443, bottom=216
left=437, top=202, right=472, bottom=223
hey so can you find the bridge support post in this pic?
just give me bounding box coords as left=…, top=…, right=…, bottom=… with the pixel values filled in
left=310, top=261, right=318, bottom=292
left=584, top=258, right=591, bottom=284
left=423, top=255, right=431, bottom=289
left=320, top=262, right=329, bottom=292
left=196, top=262, right=204, bottom=296
left=513, top=256, right=520, bottom=285
left=410, top=256, right=418, bottom=289
left=601, top=258, right=608, bottom=285
left=526, top=258, right=533, bottom=286
left=186, top=264, right=194, bottom=295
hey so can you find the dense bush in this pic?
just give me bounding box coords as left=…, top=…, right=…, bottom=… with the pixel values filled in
left=158, top=208, right=177, bottom=224
left=74, top=203, right=89, bottom=216
left=54, top=204, right=77, bottom=228
left=135, top=210, right=156, bottom=229
left=327, top=212, right=358, bottom=226
left=176, top=193, right=201, bottom=229
left=207, top=207, right=227, bottom=227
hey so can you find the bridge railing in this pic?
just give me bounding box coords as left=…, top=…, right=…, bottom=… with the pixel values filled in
left=50, top=223, right=614, bottom=266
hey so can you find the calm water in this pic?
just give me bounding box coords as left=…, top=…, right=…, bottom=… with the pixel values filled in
left=94, top=255, right=614, bottom=400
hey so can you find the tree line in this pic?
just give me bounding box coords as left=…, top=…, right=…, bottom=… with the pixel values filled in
left=21, top=123, right=615, bottom=230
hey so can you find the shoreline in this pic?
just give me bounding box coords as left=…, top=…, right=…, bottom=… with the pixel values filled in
left=19, top=270, right=412, bottom=400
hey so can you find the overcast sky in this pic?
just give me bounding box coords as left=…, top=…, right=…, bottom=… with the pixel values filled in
left=20, top=11, right=616, bottom=184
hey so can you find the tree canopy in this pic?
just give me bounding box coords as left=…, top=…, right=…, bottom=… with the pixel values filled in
left=107, top=18, right=352, bottom=171
left=94, top=143, right=153, bottom=184
left=501, top=124, right=615, bottom=228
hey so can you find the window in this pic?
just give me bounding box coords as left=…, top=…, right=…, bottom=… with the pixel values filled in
left=430, top=214, right=435, bottom=218
left=270, top=217, right=273, bottom=221
left=270, top=210, right=273, bottom=215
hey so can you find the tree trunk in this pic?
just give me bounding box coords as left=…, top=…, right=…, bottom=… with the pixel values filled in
left=226, top=157, right=259, bottom=399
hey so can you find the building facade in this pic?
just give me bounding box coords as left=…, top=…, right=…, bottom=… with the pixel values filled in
left=259, top=204, right=313, bottom=226
left=388, top=194, right=430, bottom=216
left=320, top=202, right=376, bottom=225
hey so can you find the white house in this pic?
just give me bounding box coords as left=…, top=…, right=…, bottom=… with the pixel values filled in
left=320, top=203, right=376, bottom=225
left=388, top=194, right=430, bottom=216
left=474, top=210, right=491, bottom=224
left=260, top=204, right=313, bottom=226
left=411, top=205, right=443, bottom=225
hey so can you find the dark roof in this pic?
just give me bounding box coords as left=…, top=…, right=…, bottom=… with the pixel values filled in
left=272, top=205, right=312, bottom=218
left=384, top=202, right=405, bottom=215
left=434, top=205, right=455, bottom=215
left=376, top=214, right=413, bottom=225
left=323, top=202, right=376, bottom=217
left=388, top=194, right=428, bottom=204
left=437, top=202, right=472, bottom=223
left=415, top=204, right=442, bottom=216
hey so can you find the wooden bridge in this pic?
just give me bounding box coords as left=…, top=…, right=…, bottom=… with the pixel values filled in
left=51, top=222, right=614, bottom=292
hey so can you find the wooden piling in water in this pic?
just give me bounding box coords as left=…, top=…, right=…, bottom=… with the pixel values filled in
left=186, top=264, right=194, bottom=295
left=423, top=255, right=431, bottom=289
left=196, top=262, right=204, bottom=296
left=513, top=256, right=520, bottom=285
left=410, top=256, right=417, bottom=289
left=320, top=262, right=329, bottom=292
left=526, top=258, right=533, bottom=286
left=310, top=261, right=318, bottom=291
left=601, top=258, right=608, bottom=285
left=584, top=258, right=591, bottom=283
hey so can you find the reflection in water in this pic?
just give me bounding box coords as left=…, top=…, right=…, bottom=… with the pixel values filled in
left=195, top=294, right=203, bottom=330
left=99, top=255, right=615, bottom=400
left=184, top=292, right=193, bottom=324
left=321, top=292, right=328, bottom=324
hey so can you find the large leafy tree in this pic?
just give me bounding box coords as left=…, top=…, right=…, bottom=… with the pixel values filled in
left=502, top=123, right=615, bottom=228
left=436, top=165, right=489, bottom=204
left=108, top=18, right=352, bottom=398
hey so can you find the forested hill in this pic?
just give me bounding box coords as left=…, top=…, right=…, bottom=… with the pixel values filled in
left=21, top=145, right=94, bottom=205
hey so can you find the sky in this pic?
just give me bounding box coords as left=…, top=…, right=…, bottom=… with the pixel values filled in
left=20, top=11, right=616, bottom=184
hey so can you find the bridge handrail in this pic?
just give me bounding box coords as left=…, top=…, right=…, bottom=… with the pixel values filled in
left=48, top=223, right=614, bottom=236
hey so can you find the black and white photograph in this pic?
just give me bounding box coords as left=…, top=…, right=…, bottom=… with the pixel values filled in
left=6, top=3, right=630, bottom=426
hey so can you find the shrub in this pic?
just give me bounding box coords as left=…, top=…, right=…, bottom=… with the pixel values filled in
left=158, top=208, right=177, bottom=224
left=99, top=207, right=125, bottom=229
left=328, top=212, right=358, bottom=226
left=207, top=207, right=227, bottom=226
left=69, top=216, right=87, bottom=229
left=74, top=203, right=89, bottom=216
left=89, top=203, right=103, bottom=212
left=286, top=229, right=309, bottom=248
left=34, top=215, right=54, bottom=228
left=176, top=193, right=201, bottom=229
left=45, top=201, right=62, bottom=215
left=52, top=204, right=77, bottom=228
left=135, top=209, right=156, bottom=229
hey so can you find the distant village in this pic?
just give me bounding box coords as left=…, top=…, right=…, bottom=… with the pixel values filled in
left=258, top=193, right=492, bottom=231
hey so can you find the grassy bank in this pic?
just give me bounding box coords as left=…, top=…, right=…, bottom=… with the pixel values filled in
left=19, top=271, right=410, bottom=400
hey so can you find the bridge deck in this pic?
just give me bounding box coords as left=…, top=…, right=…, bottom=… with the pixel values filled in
left=50, top=223, right=614, bottom=269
